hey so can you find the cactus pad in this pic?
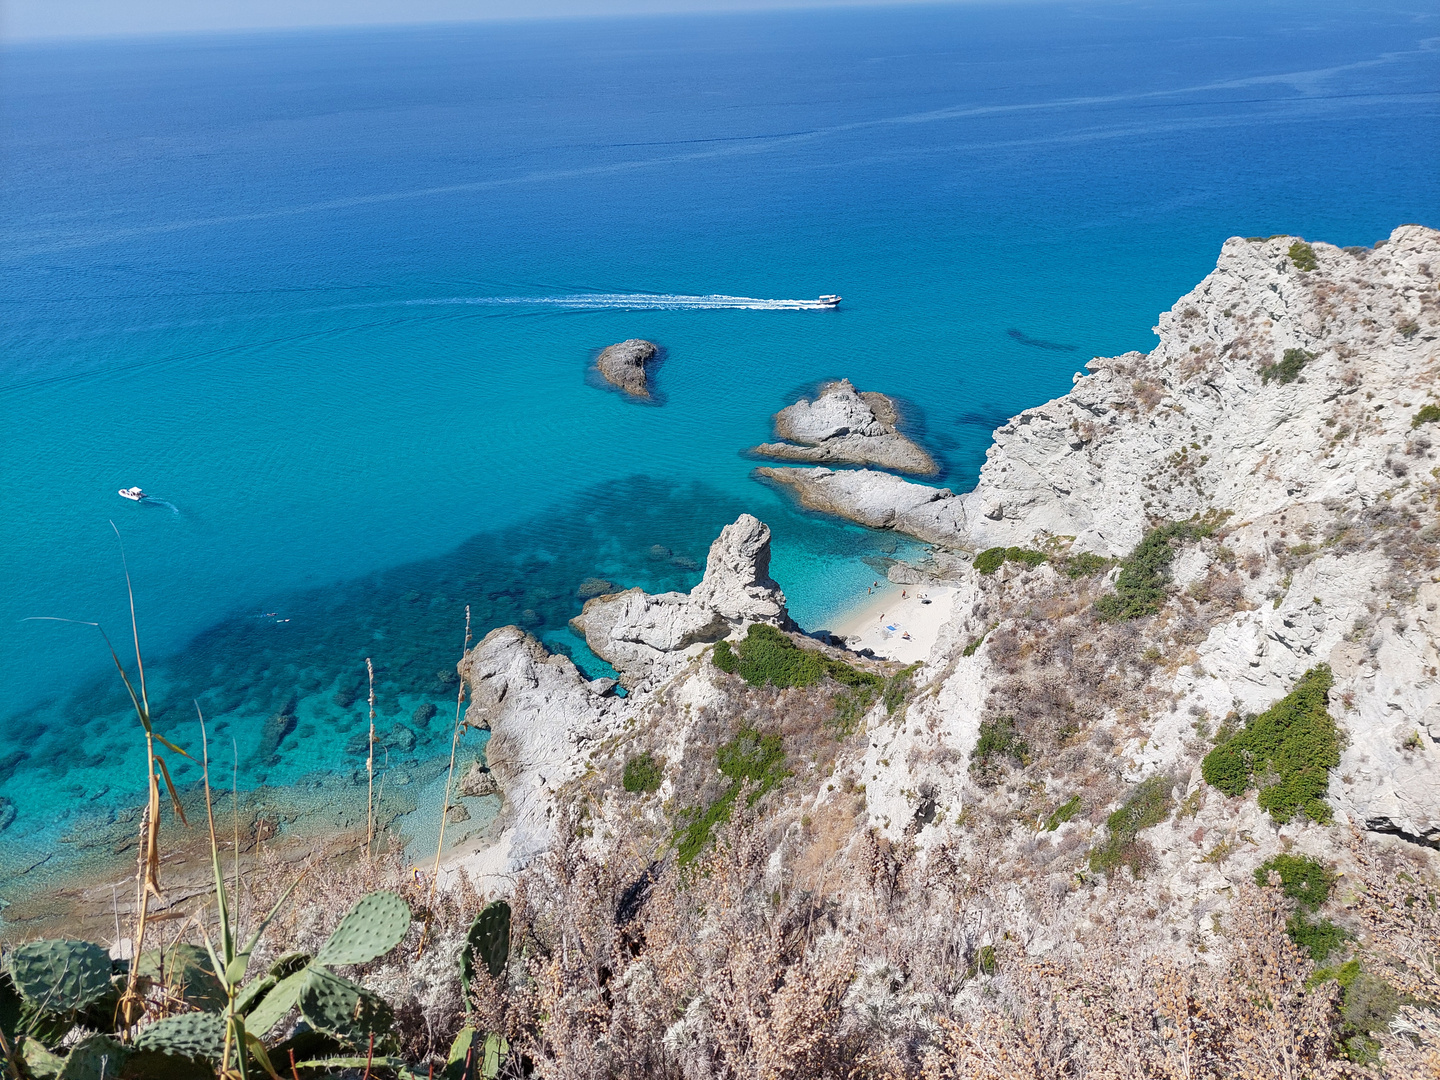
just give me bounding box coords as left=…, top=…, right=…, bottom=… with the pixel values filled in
left=242, top=968, right=307, bottom=1036
left=56, top=1034, right=131, bottom=1080
left=135, top=945, right=225, bottom=1012
left=6, top=940, right=113, bottom=1014
left=461, top=901, right=511, bottom=989
left=297, top=966, right=395, bottom=1046
left=313, top=891, right=411, bottom=967
left=134, top=1012, right=227, bottom=1063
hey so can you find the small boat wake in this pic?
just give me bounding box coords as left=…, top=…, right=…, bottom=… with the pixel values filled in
left=407, top=293, right=841, bottom=311
left=118, top=487, right=180, bottom=514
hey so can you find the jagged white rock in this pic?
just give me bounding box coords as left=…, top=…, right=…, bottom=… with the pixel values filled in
left=570, top=513, right=788, bottom=689
left=753, top=379, right=937, bottom=474
left=448, top=625, right=619, bottom=890
left=755, top=467, right=968, bottom=547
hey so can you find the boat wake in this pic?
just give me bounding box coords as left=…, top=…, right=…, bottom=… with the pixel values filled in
left=406, top=293, right=841, bottom=311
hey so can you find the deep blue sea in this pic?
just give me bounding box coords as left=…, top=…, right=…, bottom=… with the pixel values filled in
left=2, top=1, right=1437, bottom=884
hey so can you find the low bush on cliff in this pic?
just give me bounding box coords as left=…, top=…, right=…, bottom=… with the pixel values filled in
left=975, top=546, right=1047, bottom=575
left=713, top=624, right=880, bottom=694
left=1202, top=665, right=1339, bottom=823
left=1260, top=347, right=1314, bottom=385
left=1288, top=240, right=1319, bottom=271
left=623, top=750, right=664, bottom=794
left=1094, top=517, right=1217, bottom=620
left=1062, top=551, right=1109, bottom=578
left=1255, top=853, right=1335, bottom=912
left=969, top=716, right=1029, bottom=783
left=1412, top=403, right=1440, bottom=428
left=1089, top=774, right=1174, bottom=877
left=675, top=726, right=788, bottom=863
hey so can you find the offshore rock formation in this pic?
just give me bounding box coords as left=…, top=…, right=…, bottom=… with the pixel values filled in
left=755, top=466, right=968, bottom=546
left=594, top=338, right=659, bottom=399
left=570, top=513, right=788, bottom=690
left=752, top=379, right=938, bottom=474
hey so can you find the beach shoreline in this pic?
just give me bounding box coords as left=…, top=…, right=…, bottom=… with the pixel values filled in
left=827, top=578, right=956, bottom=665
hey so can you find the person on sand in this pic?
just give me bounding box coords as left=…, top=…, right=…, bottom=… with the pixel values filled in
left=902, top=590, right=907, bottom=598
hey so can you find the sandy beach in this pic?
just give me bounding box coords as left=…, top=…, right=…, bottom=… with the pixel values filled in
left=830, top=581, right=955, bottom=664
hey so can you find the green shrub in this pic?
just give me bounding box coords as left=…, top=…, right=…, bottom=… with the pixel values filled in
left=962, top=632, right=987, bottom=657
left=1089, top=775, right=1173, bottom=876
left=1044, top=795, right=1082, bottom=831
left=1260, top=347, right=1313, bottom=385
left=974, top=547, right=1007, bottom=574
left=1398, top=318, right=1419, bottom=339
left=970, top=716, right=1029, bottom=778
left=675, top=727, right=789, bottom=864
left=1288, top=241, right=1318, bottom=272
left=1412, top=403, right=1440, bottom=428
left=882, top=663, right=921, bottom=716
left=1064, top=552, right=1109, bottom=579
left=713, top=624, right=880, bottom=696
left=712, top=638, right=739, bottom=673
left=976, top=547, right=1048, bottom=575
left=1254, top=854, right=1334, bottom=912
left=622, top=751, right=663, bottom=794
left=1094, top=518, right=1215, bottom=621
left=1201, top=665, right=1338, bottom=823
left=1286, top=914, right=1349, bottom=963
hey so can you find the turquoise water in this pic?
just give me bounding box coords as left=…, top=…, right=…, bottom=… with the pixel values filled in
left=2, top=2, right=1437, bottom=877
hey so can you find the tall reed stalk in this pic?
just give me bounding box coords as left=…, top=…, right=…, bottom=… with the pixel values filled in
left=29, top=524, right=193, bottom=1028
left=366, top=657, right=376, bottom=858
left=418, top=606, right=470, bottom=955
left=195, top=706, right=297, bottom=1080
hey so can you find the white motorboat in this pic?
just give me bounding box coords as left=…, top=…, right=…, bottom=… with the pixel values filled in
left=816, top=294, right=842, bottom=306
left=118, top=487, right=146, bottom=501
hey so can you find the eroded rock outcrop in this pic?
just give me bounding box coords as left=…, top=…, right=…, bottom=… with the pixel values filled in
left=453, top=625, right=619, bottom=885
left=594, top=339, right=659, bottom=399
left=755, top=466, right=968, bottom=547
left=752, top=379, right=937, bottom=474
left=570, top=513, right=788, bottom=689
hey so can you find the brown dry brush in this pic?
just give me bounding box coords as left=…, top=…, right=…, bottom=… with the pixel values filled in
left=474, top=783, right=1440, bottom=1080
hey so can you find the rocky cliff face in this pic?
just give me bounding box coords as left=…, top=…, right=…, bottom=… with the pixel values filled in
left=442, top=229, right=1440, bottom=1072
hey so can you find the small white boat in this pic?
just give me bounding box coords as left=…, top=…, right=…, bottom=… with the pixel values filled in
left=816, top=294, right=842, bottom=307
left=118, top=487, right=146, bottom=501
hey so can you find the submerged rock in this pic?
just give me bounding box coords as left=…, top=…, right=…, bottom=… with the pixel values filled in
left=752, top=379, right=937, bottom=474
left=577, top=577, right=616, bottom=599
left=570, top=513, right=789, bottom=689
left=594, top=339, right=659, bottom=399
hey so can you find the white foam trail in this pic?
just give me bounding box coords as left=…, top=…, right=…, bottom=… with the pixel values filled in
left=405, top=293, right=839, bottom=311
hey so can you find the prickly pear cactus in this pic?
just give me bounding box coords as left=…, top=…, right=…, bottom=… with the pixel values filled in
left=6, top=940, right=113, bottom=1014
left=313, top=891, right=411, bottom=967
left=56, top=1034, right=131, bottom=1080
left=297, top=966, right=395, bottom=1047
left=234, top=951, right=311, bottom=1019
left=461, top=900, right=511, bottom=989
left=135, top=944, right=225, bottom=1012
left=241, top=968, right=307, bottom=1037
left=482, top=1032, right=509, bottom=1079
left=133, top=1011, right=227, bottom=1063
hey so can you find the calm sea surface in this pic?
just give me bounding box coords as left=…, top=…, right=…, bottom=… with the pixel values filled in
left=2, top=1, right=1437, bottom=882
